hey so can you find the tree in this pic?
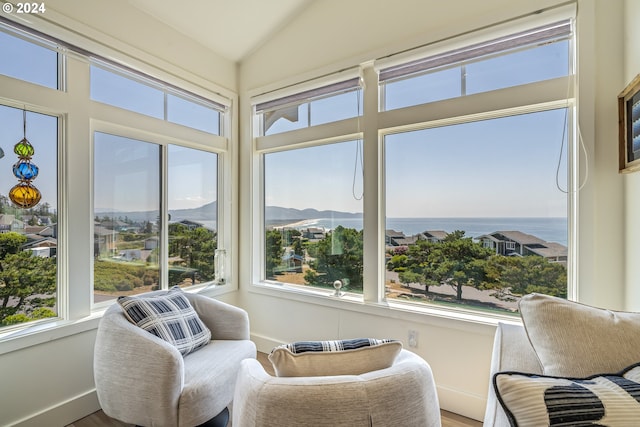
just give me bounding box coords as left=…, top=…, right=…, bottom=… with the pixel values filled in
left=0, top=232, right=28, bottom=258
left=483, top=255, right=567, bottom=298
left=168, top=223, right=217, bottom=282
left=399, top=230, right=493, bottom=300
left=0, top=251, right=56, bottom=324
left=304, top=226, right=363, bottom=291
left=265, top=229, right=284, bottom=279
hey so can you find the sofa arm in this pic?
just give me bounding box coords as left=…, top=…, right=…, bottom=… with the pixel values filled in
left=94, top=305, right=184, bottom=426
left=186, top=293, right=250, bottom=340
left=483, top=322, right=542, bottom=427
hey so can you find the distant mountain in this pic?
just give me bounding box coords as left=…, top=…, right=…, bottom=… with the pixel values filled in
left=265, top=206, right=362, bottom=221
left=96, top=202, right=361, bottom=223
left=170, top=201, right=216, bottom=221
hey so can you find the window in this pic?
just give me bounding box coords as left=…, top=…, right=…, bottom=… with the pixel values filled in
left=167, top=145, right=218, bottom=286
left=257, top=78, right=361, bottom=136
left=0, top=18, right=232, bottom=338
left=0, top=105, right=59, bottom=327
left=256, top=77, right=364, bottom=294
left=93, top=132, right=161, bottom=303
left=167, top=94, right=221, bottom=135
left=380, top=20, right=571, bottom=111
left=381, top=19, right=572, bottom=315
left=253, top=14, right=575, bottom=317
left=91, top=62, right=225, bottom=135
left=264, top=141, right=363, bottom=292
left=0, top=28, right=59, bottom=89
left=93, top=136, right=220, bottom=303
left=91, top=65, right=165, bottom=119
left=384, top=110, right=568, bottom=314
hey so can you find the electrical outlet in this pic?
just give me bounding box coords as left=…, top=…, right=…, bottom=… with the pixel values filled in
left=408, top=329, right=418, bottom=348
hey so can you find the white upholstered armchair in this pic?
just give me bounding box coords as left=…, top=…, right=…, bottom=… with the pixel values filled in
left=94, top=289, right=256, bottom=427
left=232, top=348, right=441, bottom=427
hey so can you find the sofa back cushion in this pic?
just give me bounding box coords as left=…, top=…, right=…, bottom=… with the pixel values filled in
left=520, top=293, right=640, bottom=377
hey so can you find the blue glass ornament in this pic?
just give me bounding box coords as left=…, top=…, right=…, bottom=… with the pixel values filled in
left=13, top=161, right=39, bottom=181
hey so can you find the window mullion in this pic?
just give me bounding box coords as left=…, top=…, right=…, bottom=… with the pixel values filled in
left=160, top=143, right=169, bottom=289
left=362, top=65, right=382, bottom=303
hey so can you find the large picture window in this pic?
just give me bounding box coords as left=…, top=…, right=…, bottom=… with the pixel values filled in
left=384, top=110, right=568, bottom=314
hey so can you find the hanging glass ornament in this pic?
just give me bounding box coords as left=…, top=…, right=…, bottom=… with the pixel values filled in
left=9, top=110, right=41, bottom=209
left=9, top=183, right=41, bottom=208
left=13, top=160, right=39, bottom=181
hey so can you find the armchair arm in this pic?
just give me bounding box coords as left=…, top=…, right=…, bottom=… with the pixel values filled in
left=186, top=293, right=250, bottom=340
left=94, top=304, right=184, bottom=426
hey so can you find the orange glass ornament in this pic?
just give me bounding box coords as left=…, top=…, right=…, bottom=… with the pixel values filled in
left=9, top=183, right=41, bottom=209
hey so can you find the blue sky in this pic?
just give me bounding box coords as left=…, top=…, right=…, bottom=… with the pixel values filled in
left=94, top=133, right=217, bottom=212
left=264, top=107, right=568, bottom=218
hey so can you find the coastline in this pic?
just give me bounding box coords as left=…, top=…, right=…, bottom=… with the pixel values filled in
left=266, top=216, right=568, bottom=246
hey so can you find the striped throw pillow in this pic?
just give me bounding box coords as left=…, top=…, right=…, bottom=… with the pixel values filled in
left=494, top=363, right=640, bottom=427
left=118, top=286, right=211, bottom=356
left=269, top=338, right=402, bottom=377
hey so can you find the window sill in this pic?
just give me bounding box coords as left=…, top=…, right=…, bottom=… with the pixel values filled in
left=0, top=313, right=103, bottom=356
left=0, top=282, right=237, bottom=356
left=249, top=281, right=521, bottom=333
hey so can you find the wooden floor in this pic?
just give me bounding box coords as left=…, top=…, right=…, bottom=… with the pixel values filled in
left=68, top=352, right=482, bottom=427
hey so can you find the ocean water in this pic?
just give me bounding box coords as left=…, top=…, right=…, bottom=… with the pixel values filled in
left=288, top=217, right=568, bottom=246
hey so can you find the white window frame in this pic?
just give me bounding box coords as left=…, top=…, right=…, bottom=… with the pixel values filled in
left=250, top=4, right=577, bottom=320
left=0, top=14, right=237, bottom=353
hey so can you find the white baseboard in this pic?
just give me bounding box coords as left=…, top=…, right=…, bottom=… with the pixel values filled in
left=437, top=384, right=486, bottom=422
left=11, top=389, right=100, bottom=427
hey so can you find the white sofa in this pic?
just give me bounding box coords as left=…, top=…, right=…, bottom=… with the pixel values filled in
left=483, top=322, right=541, bottom=427
left=483, top=294, right=640, bottom=427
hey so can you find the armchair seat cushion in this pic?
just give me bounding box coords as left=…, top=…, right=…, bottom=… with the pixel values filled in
left=180, top=340, right=257, bottom=426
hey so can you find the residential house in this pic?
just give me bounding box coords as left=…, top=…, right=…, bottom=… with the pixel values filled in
left=94, top=225, right=119, bottom=257
left=281, top=251, right=304, bottom=273
left=477, top=231, right=568, bottom=262
left=0, top=214, right=24, bottom=233
left=302, top=227, right=326, bottom=240
left=385, top=229, right=407, bottom=246
left=420, top=230, right=449, bottom=243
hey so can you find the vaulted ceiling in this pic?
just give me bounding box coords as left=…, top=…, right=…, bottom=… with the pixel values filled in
left=127, top=0, right=314, bottom=62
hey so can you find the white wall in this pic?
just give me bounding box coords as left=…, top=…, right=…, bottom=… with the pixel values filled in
left=624, top=0, right=640, bottom=310
left=238, top=0, right=627, bottom=421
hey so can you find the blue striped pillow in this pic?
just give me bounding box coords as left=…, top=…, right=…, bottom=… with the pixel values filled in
left=118, top=286, right=211, bottom=356
left=283, top=338, right=395, bottom=353
left=269, top=338, right=402, bottom=377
